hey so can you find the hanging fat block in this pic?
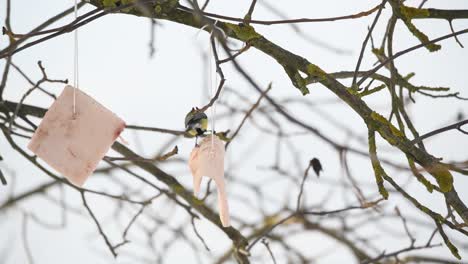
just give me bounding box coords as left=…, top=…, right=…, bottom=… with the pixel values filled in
left=28, top=85, right=125, bottom=186
left=189, top=135, right=230, bottom=227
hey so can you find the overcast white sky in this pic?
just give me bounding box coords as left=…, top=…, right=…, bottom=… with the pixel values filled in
left=0, top=0, right=467, bottom=263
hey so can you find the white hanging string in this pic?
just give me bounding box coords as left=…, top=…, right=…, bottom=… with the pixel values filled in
left=72, top=0, right=79, bottom=116
left=196, top=22, right=223, bottom=150
left=209, top=28, right=218, bottom=149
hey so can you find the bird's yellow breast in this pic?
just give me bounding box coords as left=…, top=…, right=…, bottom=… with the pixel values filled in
left=187, top=129, right=198, bottom=137
left=200, top=118, right=208, bottom=131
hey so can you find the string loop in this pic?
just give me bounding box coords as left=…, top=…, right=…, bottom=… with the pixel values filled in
left=196, top=21, right=225, bottom=151
left=73, top=0, right=79, bottom=115
left=208, top=24, right=221, bottom=150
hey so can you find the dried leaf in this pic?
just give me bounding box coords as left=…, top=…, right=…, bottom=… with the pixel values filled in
left=310, top=158, right=323, bottom=177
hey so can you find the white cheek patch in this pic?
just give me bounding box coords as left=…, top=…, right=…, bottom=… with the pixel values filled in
left=28, top=85, right=125, bottom=187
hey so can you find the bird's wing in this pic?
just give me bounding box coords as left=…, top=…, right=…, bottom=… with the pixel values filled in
left=186, top=112, right=207, bottom=128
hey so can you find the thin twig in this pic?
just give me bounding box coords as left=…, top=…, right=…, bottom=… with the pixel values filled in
left=243, top=0, right=258, bottom=24
left=225, top=84, right=272, bottom=149
left=191, top=217, right=210, bottom=251
left=411, top=119, right=468, bottom=144
left=199, top=32, right=226, bottom=113
left=296, top=160, right=313, bottom=211
left=395, top=206, right=416, bottom=245
left=261, top=238, right=277, bottom=264
left=357, top=27, right=468, bottom=86
left=81, top=192, right=117, bottom=257
left=106, top=146, right=178, bottom=162
left=352, top=0, right=387, bottom=87
left=178, top=3, right=383, bottom=25
left=448, top=20, right=464, bottom=48
left=125, top=125, right=185, bottom=135
left=22, top=213, right=34, bottom=264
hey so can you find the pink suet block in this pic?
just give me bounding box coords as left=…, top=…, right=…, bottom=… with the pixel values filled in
left=28, top=85, right=125, bottom=186
left=189, top=135, right=230, bottom=227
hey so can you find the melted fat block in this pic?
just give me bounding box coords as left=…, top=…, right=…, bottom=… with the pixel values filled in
left=189, top=135, right=230, bottom=227
left=28, top=85, right=125, bottom=186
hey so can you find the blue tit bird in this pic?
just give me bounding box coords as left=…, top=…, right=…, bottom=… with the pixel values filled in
left=185, top=107, right=208, bottom=145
